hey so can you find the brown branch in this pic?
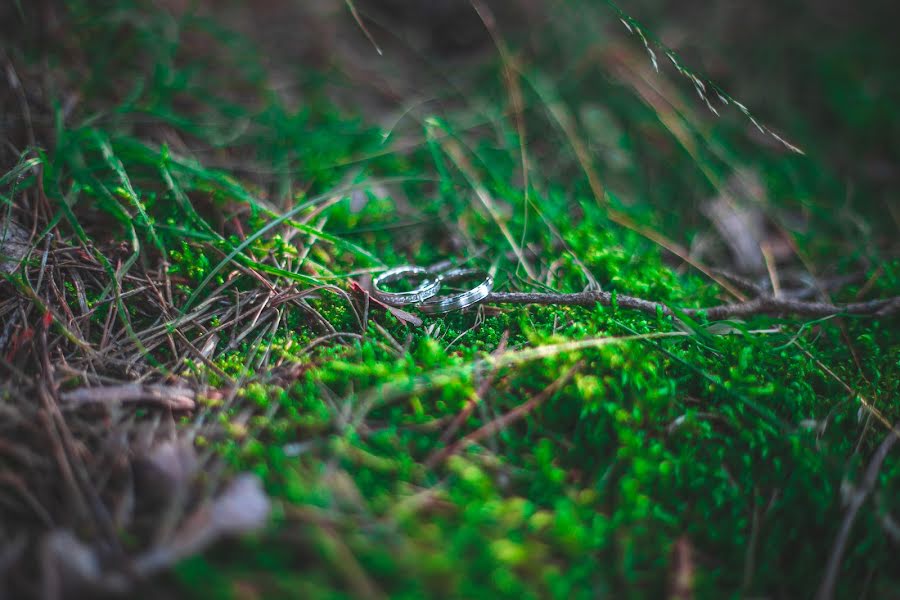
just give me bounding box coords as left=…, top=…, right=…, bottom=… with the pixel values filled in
left=485, top=291, right=900, bottom=320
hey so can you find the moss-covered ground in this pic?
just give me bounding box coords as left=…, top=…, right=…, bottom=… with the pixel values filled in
left=2, top=1, right=899, bottom=598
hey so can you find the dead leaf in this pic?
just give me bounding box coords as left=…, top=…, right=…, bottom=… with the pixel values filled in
left=133, top=474, right=270, bottom=576
left=141, top=438, right=200, bottom=488
left=0, top=217, right=30, bottom=274
left=207, top=473, right=271, bottom=534
left=701, top=169, right=767, bottom=275
left=41, top=530, right=129, bottom=598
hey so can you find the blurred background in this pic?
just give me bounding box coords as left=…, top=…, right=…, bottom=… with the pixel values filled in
left=4, top=0, right=898, bottom=191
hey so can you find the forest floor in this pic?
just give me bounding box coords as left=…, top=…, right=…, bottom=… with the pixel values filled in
left=1, top=1, right=899, bottom=598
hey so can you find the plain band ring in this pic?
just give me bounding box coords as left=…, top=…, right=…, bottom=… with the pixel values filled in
left=417, top=268, right=494, bottom=314
left=372, top=266, right=441, bottom=306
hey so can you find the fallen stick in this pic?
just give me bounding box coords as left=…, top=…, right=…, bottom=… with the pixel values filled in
left=485, top=291, right=900, bottom=320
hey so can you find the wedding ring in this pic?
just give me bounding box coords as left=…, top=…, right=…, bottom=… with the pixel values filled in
left=417, top=268, right=494, bottom=314
left=372, top=266, right=441, bottom=306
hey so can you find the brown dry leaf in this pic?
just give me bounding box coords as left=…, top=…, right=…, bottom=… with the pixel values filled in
left=700, top=168, right=768, bottom=275
left=41, top=530, right=129, bottom=598
left=133, top=474, right=271, bottom=576
left=0, top=217, right=30, bottom=274
left=206, top=474, right=271, bottom=534
left=141, top=438, right=200, bottom=489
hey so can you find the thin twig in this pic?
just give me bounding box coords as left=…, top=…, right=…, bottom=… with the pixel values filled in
left=485, top=291, right=900, bottom=319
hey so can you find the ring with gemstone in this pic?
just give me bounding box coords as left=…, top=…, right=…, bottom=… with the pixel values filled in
left=372, top=266, right=442, bottom=306
left=416, top=268, right=494, bottom=314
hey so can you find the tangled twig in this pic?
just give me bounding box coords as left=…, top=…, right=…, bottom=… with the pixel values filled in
left=485, top=291, right=900, bottom=320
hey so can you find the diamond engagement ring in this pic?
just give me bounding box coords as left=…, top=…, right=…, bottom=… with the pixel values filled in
left=372, top=266, right=442, bottom=306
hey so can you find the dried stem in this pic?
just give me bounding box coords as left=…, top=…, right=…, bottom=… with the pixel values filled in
left=485, top=291, right=900, bottom=320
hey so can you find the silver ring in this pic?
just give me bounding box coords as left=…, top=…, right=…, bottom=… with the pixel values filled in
left=372, top=266, right=441, bottom=306
left=417, top=268, right=494, bottom=314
